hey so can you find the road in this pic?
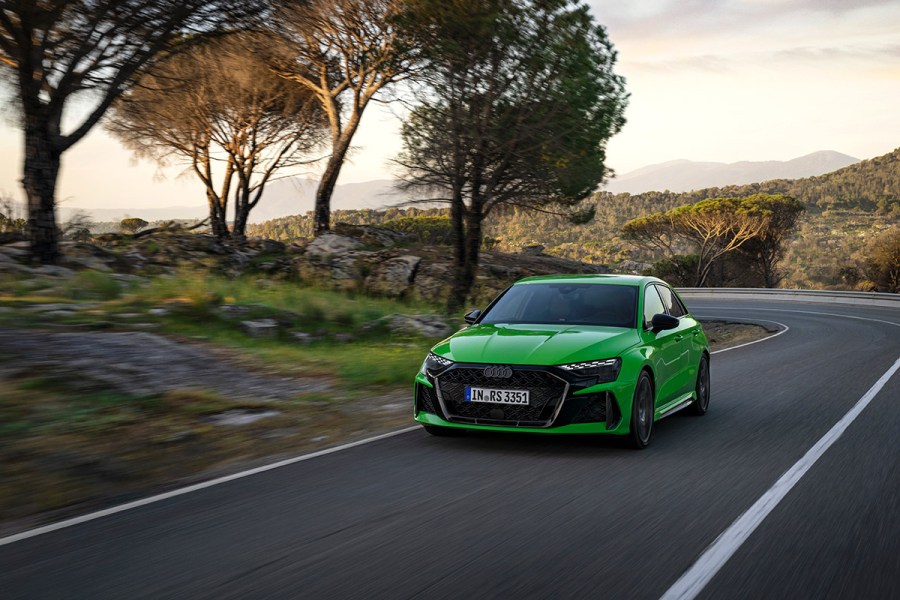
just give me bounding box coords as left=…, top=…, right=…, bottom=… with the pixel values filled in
left=2, top=299, right=898, bottom=600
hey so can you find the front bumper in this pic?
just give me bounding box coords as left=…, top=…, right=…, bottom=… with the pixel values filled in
left=414, top=365, right=634, bottom=435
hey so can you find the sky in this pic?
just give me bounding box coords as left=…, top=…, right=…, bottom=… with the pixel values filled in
left=1, top=0, right=899, bottom=211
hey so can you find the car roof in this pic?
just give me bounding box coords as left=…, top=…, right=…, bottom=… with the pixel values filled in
left=514, top=274, right=661, bottom=287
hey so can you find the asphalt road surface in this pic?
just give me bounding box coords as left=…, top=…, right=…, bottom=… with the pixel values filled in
left=2, top=299, right=898, bottom=600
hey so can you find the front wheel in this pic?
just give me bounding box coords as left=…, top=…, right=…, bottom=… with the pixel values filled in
left=628, top=372, right=654, bottom=449
left=689, top=354, right=710, bottom=416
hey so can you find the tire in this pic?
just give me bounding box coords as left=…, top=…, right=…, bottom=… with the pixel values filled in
left=689, top=354, right=710, bottom=416
left=422, top=424, right=464, bottom=437
left=628, top=371, right=654, bottom=449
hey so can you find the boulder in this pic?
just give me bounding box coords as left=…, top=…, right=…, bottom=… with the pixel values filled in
left=365, top=255, right=421, bottom=297
left=410, top=261, right=453, bottom=303
left=241, top=318, right=280, bottom=338
left=380, top=314, right=454, bottom=339
left=305, top=233, right=364, bottom=257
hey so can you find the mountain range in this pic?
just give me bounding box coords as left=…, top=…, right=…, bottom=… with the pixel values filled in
left=66, top=178, right=414, bottom=224
left=602, top=150, right=859, bottom=194
left=68, top=150, right=861, bottom=223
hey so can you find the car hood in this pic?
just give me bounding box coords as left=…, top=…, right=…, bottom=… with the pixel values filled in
left=433, top=323, right=640, bottom=365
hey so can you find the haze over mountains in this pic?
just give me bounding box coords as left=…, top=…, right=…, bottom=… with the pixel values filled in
left=72, top=179, right=415, bottom=223
left=70, top=150, right=859, bottom=223
left=603, top=151, right=859, bottom=194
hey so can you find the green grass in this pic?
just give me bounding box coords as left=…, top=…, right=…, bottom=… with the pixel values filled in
left=1, top=269, right=444, bottom=387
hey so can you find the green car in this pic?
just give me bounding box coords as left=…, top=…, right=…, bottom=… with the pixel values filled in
left=414, top=274, right=710, bottom=448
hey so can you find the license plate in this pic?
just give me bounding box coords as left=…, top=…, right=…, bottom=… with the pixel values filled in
left=465, top=387, right=530, bottom=405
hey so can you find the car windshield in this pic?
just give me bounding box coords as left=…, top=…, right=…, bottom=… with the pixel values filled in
left=479, top=283, right=638, bottom=328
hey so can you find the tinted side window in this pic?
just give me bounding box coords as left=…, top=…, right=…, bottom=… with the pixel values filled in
left=656, top=285, right=686, bottom=318
left=643, top=285, right=666, bottom=327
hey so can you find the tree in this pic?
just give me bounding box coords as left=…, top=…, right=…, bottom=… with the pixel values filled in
left=108, top=34, right=327, bottom=238
left=395, top=0, right=627, bottom=309
left=119, top=218, right=149, bottom=235
left=623, top=196, right=790, bottom=287
left=0, top=0, right=264, bottom=263
left=862, top=228, right=900, bottom=292
left=271, top=0, right=415, bottom=236
left=735, top=194, right=805, bottom=287
left=671, top=198, right=768, bottom=287
left=622, top=213, right=679, bottom=257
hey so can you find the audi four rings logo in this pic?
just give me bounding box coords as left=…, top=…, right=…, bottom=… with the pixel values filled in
left=484, top=365, right=513, bottom=378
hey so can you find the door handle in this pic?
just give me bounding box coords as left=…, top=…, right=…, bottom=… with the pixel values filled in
left=674, top=334, right=683, bottom=342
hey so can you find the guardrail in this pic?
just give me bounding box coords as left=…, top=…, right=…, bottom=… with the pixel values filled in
left=676, top=288, right=900, bottom=309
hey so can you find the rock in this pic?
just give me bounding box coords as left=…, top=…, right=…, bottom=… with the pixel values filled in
left=63, top=255, right=113, bottom=272
left=617, top=260, right=652, bottom=274
left=522, top=244, right=545, bottom=256
left=305, top=233, right=364, bottom=257
left=481, top=261, right=514, bottom=279
left=206, top=409, right=281, bottom=426
left=241, top=318, right=280, bottom=338
left=0, top=259, right=34, bottom=274
left=148, top=308, right=171, bottom=317
left=365, top=255, right=421, bottom=297
left=32, top=265, right=75, bottom=278
left=0, top=245, right=28, bottom=258
left=41, top=310, right=77, bottom=318
left=378, top=314, right=454, bottom=339
left=410, top=261, right=452, bottom=303
left=290, top=331, right=315, bottom=345
left=219, top=304, right=250, bottom=317
left=333, top=332, right=355, bottom=343
left=25, top=303, right=80, bottom=313
left=246, top=238, right=286, bottom=254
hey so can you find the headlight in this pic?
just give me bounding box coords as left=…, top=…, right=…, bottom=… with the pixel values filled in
left=558, top=358, right=621, bottom=383
left=420, top=352, right=453, bottom=376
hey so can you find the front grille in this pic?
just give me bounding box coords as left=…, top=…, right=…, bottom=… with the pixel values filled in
left=434, top=366, right=568, bottom=427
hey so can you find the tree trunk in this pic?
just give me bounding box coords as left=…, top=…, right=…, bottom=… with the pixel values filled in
left=207, top=190, right=229, bottom=238
left=449, top=209, right=482, bottom=311
left=233, top=187, right=250, bottom=239
left=23, top=121, right=62, bottom=264
left=313, top=111, right=361, bottom=236
left=447, top=187, right=468, bottom=311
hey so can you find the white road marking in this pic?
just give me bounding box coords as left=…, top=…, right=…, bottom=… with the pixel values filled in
left=698, top=317, right=790, bottom=355
left=660, top=304, right=900, bottom=600
left=0, top=426, right=419, bottom=547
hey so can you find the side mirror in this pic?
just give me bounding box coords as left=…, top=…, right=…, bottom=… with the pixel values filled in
left=464, top=309, right=481, bottom=325
left=650, top=313, right=679, bottom=332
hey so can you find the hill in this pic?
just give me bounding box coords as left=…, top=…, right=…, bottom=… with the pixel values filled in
left=603, top=151, right=860, bottom=194
left=247, top=147, right=899, bottom=289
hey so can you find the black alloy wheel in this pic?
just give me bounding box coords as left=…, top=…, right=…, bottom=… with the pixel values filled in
left=629, top=372, right=654, bottom=449
left=689, top=354, right=711, bottom=416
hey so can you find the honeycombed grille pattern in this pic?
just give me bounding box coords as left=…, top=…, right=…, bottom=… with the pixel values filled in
left=567, top=394, right=608, bottom=424
left=436, top=367, right=566, bottom=426
left=416, top=383, right=439, bottom=415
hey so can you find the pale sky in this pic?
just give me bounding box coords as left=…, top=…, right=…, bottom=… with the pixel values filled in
left=1, top=0, right=899, bottom=210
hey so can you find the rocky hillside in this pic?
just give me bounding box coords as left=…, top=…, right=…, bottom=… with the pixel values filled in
left=0, top=224, right=607, bottom=306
